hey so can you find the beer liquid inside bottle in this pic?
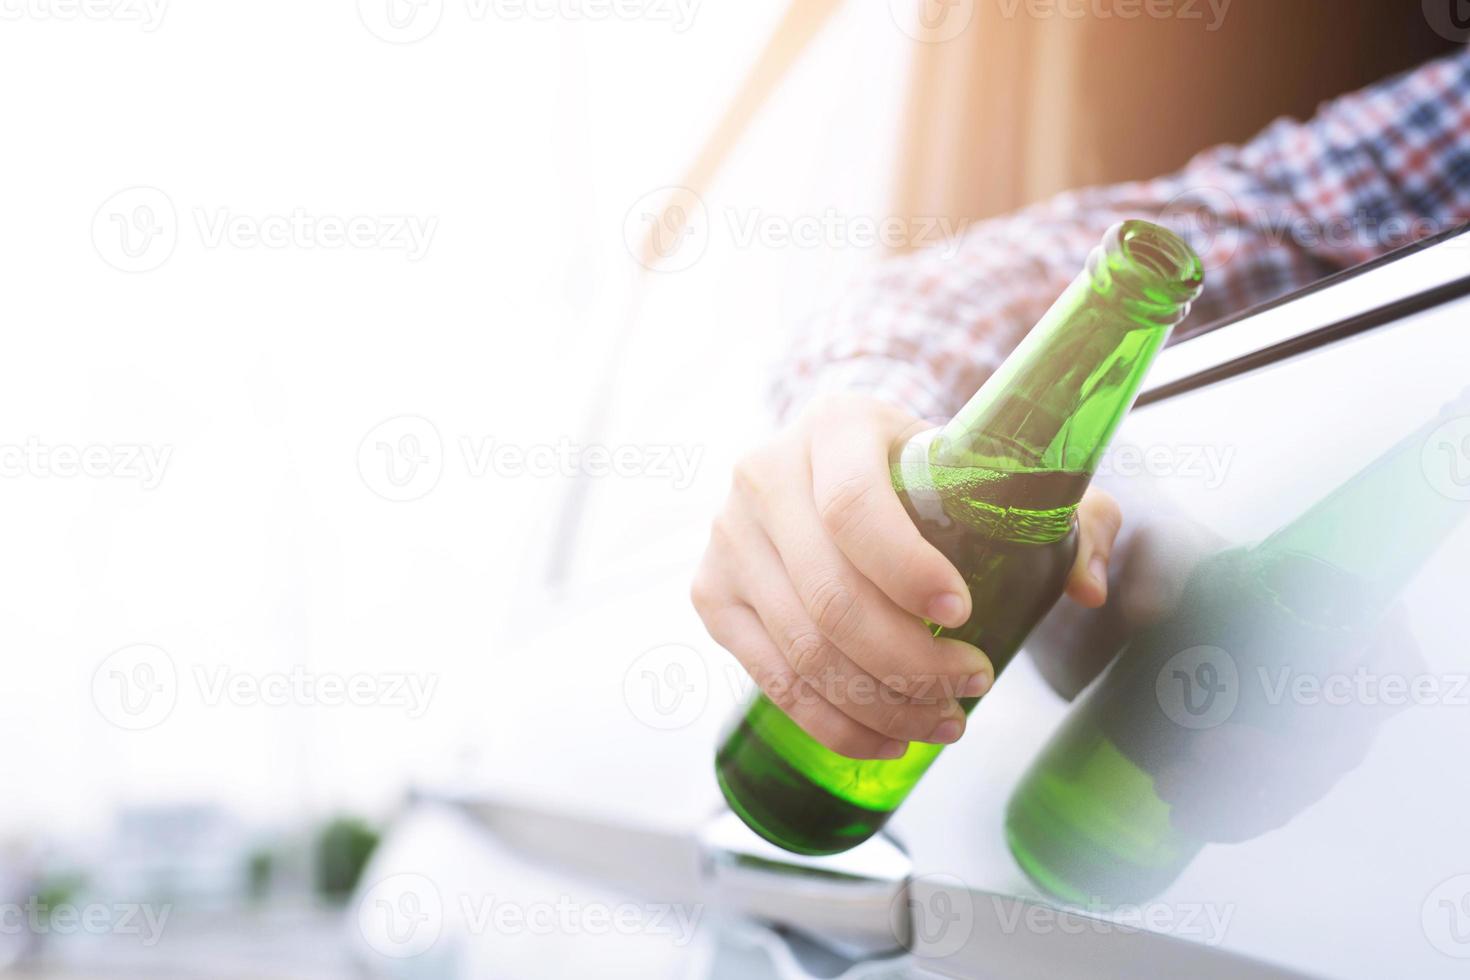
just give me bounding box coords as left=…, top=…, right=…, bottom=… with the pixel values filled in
left=715, top=221, right=1205, bottom=856
left=1004, top=392, right=1470, bottom=904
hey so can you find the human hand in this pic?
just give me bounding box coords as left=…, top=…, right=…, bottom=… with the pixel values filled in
left=691, top=393, right=1122, bottom=759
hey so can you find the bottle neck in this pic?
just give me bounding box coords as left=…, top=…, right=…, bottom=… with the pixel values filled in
left=931, top=222, right=1203, bottom=481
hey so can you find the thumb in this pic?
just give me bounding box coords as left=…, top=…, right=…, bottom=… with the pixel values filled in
left=1065, top=487, right=1123, bottom=608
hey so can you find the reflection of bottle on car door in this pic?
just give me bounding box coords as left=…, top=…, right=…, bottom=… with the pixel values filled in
left=1007, top=390, right=1470, bottom=905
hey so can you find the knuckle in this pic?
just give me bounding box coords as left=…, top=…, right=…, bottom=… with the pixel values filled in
left=707, top=510, right=738, bottom=549
left=688, top=568, right=720, bottom=613
left=910, top=658, right=958, bottom=699
left=895, top=671, right=935, bottom=700
left=807, top=574, right=863, bottom=641
left=876, top=672, right=915, bottom=699
left=801, top=392, right=845, bottom=423
left=876, top=703, right=918, bottom=739
left=764, top=671, right=805, bottom=714
left=875, top=646, right=945, bottom=700
left=783, top=628, right=833, bottom=679
left=818, top=474, right=878, bottom=542
left=731, top=453, right=771, bottom=501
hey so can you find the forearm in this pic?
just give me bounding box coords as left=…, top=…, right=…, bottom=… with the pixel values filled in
left=773, top=50, right=1470, bottom=422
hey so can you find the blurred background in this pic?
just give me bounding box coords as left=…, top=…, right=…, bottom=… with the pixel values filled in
left=0, top=0, right=1457, bottom=975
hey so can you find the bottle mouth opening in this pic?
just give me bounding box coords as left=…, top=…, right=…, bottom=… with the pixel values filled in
left=1115, top=220, right=1204, bottom=303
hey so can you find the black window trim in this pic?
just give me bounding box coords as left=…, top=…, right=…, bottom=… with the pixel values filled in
left=1138, top=221, right=1470, bottom=407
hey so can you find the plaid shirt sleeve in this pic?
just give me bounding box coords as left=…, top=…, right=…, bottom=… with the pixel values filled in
left=772, top=48, right=1470, bottom=424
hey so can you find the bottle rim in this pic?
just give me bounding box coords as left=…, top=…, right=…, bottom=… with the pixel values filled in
left=1095, top=220, right=1205, bottom=318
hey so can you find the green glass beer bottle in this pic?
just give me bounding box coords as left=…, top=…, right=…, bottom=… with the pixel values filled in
left=1005, top=392, right=1470, bottom=904
left=715, top=220, right=1205, bottom=855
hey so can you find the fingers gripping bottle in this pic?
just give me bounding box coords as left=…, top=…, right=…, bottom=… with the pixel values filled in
left=716, top=221, right=1205, bottom=855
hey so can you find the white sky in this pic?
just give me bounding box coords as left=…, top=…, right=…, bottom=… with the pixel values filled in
left=0, top=0, right=912, bottom=842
